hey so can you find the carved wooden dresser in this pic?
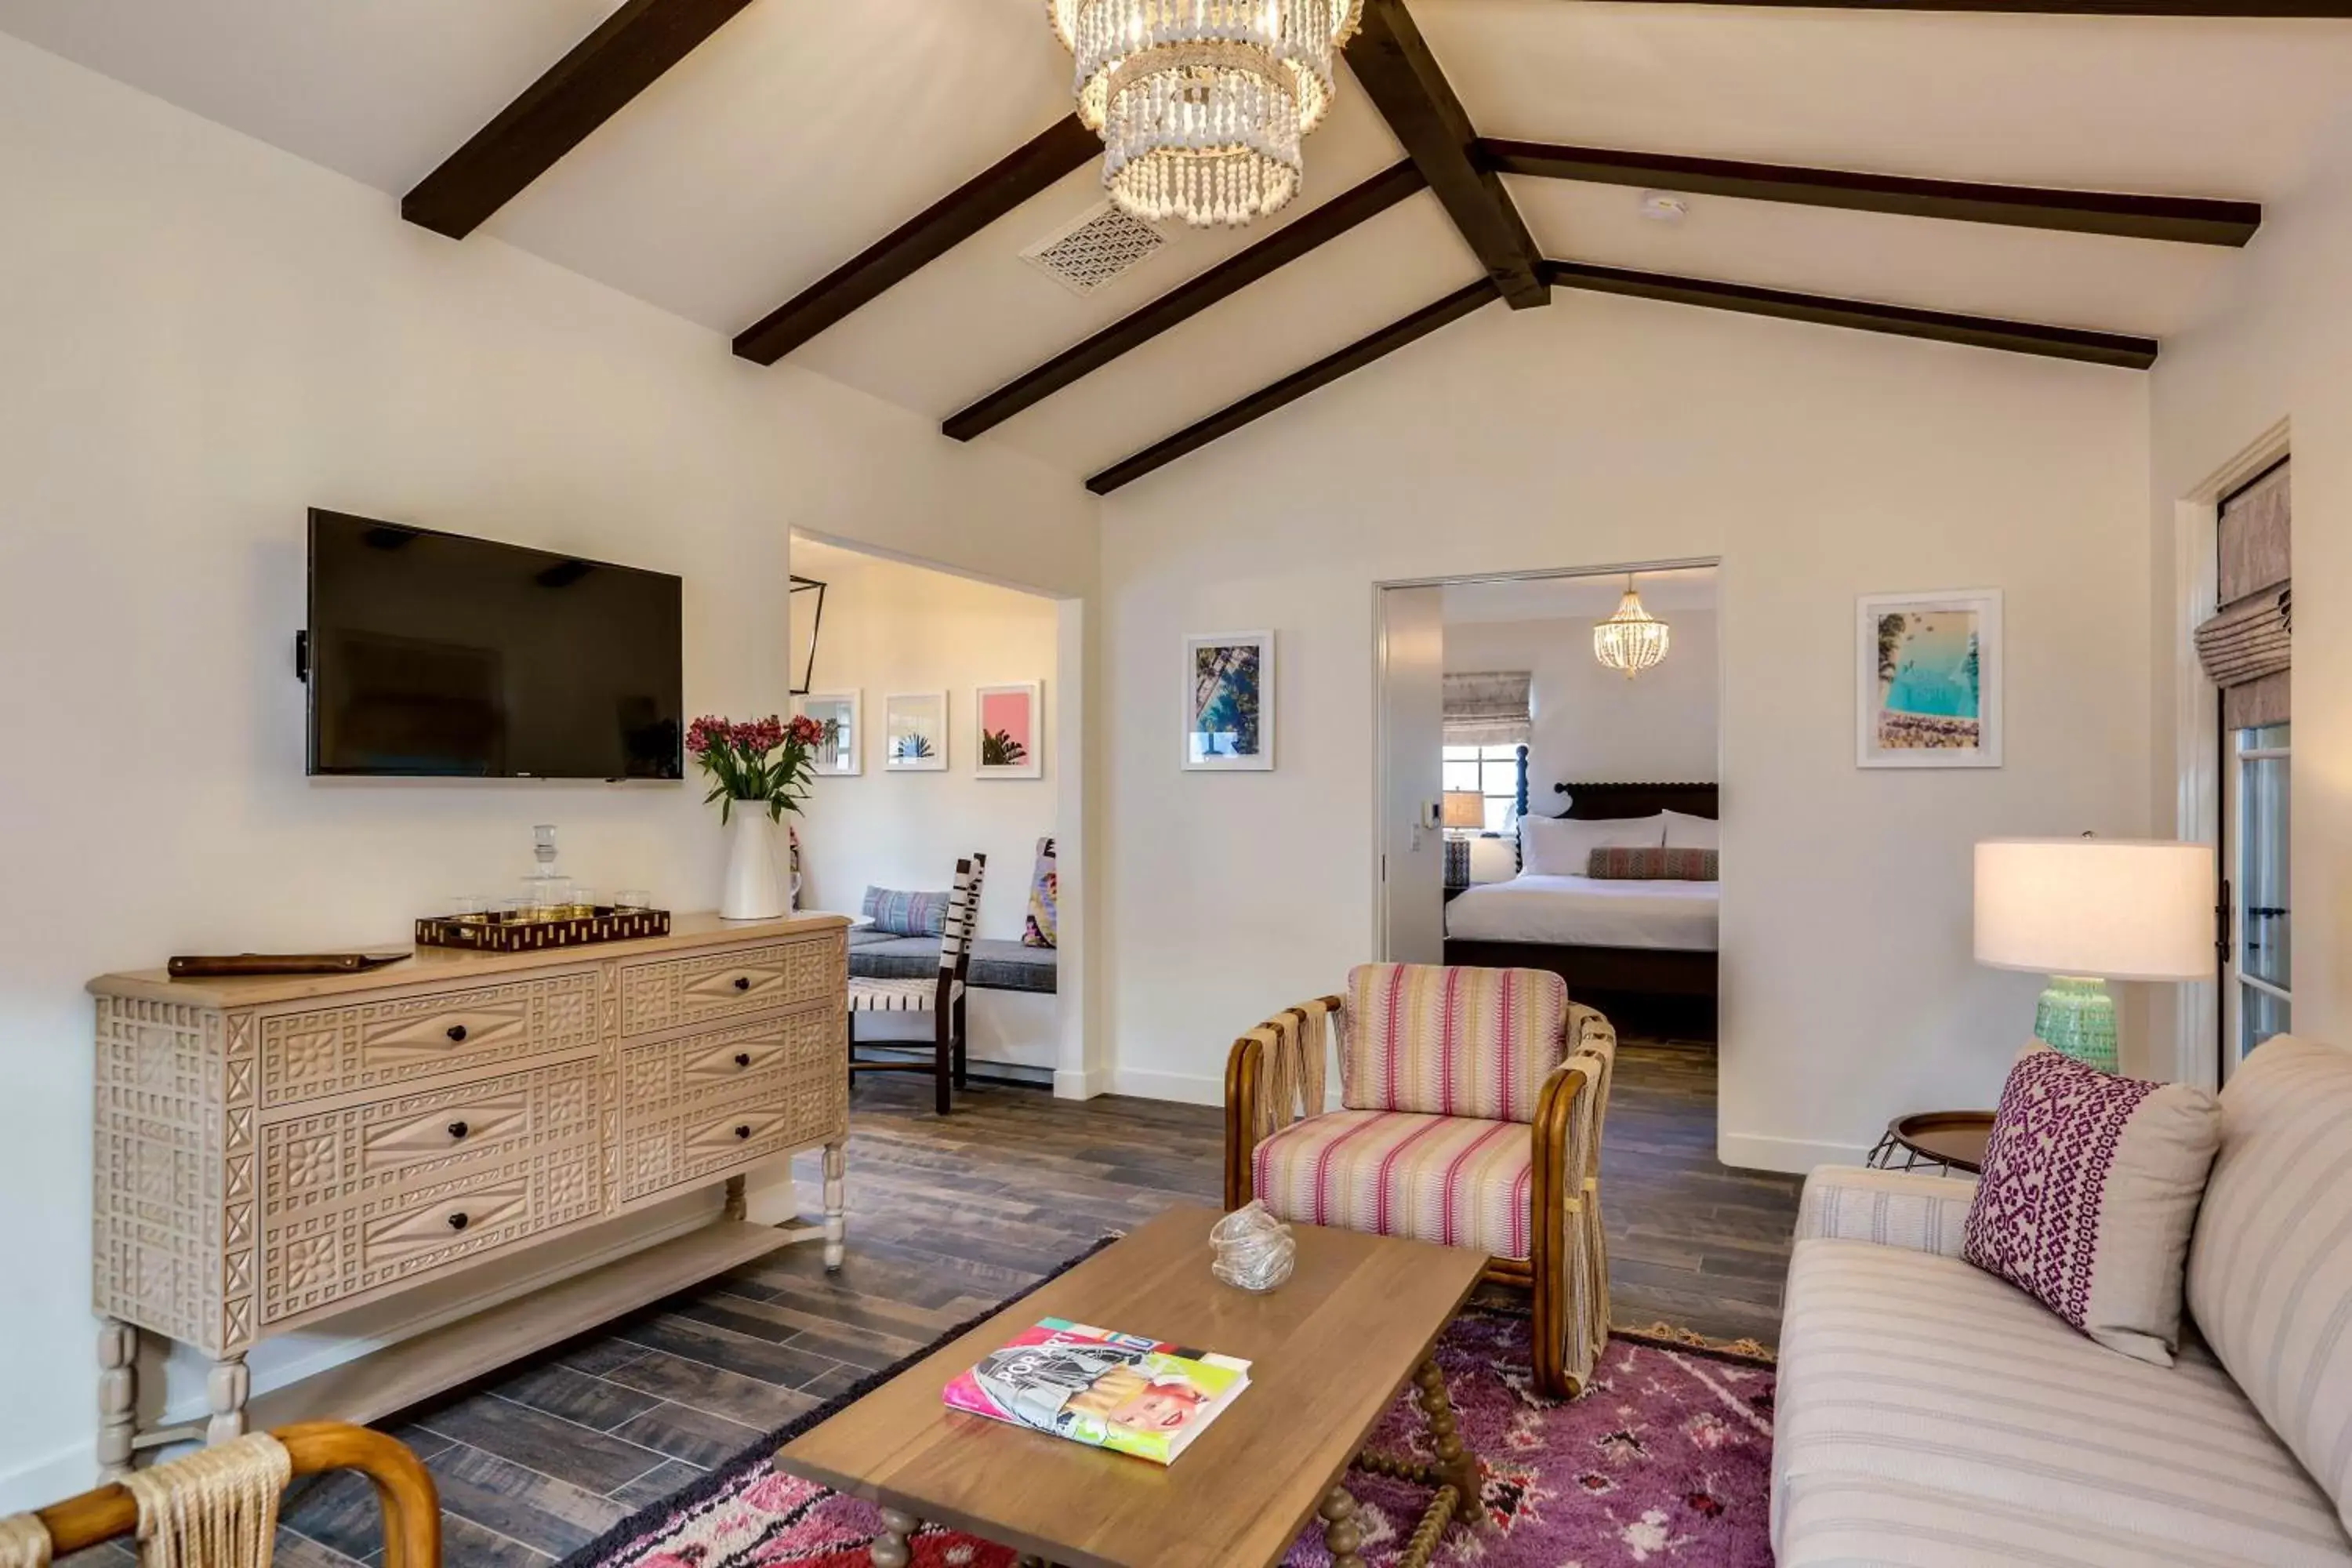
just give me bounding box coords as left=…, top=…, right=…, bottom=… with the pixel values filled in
left=88, top=911, right=848, bottom=1477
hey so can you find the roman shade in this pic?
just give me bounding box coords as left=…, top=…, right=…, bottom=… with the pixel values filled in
left=1443, top=670, right=1532, bottom=746
left=2197, top=461, right=2290, bottom=731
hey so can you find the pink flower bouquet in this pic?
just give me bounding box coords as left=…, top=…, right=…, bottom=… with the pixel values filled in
left=686, top=713, right=835, bottom=824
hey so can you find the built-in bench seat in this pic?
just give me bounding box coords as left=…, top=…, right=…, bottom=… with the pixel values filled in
left=848, top=927, right=1057, bottom=994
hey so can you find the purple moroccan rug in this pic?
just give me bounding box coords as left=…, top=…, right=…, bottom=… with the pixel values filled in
left=567, top=1290, right=1774, bottom=1568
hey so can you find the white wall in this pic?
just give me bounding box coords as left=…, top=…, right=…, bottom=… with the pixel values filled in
left=0, top=33, right=1097, bottom=1505
left=790, top=536, right=1062, bottom=1071
left=2149, top=101, right=2352, bottom=1061
left=1102, top=292, right=2154, bottom=1157
left=1445, top=611, right=1720, bottom=792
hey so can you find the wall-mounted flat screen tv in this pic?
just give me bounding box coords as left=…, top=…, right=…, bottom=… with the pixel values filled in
left=306, top=510, right=683, bottom=779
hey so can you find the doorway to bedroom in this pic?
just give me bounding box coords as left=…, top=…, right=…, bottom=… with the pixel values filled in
left=1377, top=562, right=1769, bottom=1334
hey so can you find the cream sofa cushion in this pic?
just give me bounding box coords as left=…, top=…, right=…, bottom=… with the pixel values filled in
left=2187, top=1033, right=2352, bottom=1536
left=1776, top=1236, right=2352, bottom=1566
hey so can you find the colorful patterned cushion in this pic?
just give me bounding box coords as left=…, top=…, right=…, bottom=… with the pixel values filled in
left=1586, top=845, right=1719, bottom=880
left=1252, top=1109, right=1534, bottom=1258
left=1022, top=836, right=1058, bottom=949
left=1962, top=1044, right=2222, bottom=1365
left=2187, top=1034, right=2352, bottom=1535
left=1340, top=963, right=1567, bottom=1123
left=861, top=885, right=947, bottom=938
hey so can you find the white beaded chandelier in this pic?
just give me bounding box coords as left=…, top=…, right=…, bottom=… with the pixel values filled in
left=1048, top=0, right=1364, bottom=228
left=1593, top=575, right=1671, bottom=679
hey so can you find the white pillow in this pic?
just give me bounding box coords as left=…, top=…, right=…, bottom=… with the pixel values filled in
left=1520, top=813, right=1664, bottom=876
left=1662, top=810, right=1719, bottom=851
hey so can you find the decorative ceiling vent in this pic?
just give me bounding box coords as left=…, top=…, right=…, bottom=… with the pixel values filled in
left=1020, top=202, right=1166, bottom=296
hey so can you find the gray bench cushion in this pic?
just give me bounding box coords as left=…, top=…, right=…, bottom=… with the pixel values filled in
left=848, top=929, right=1057, bottom=994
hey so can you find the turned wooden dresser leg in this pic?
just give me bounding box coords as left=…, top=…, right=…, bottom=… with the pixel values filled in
left=871, top=1507, right=918, bottom=1568
left=205, top=1352, right=249, bottom=1446
left=1319, top=1484, right=1366, bottom=1568
left=96, top=1318, right=136, bottom=1481
left=823, top=1139, right=848, bottom=1272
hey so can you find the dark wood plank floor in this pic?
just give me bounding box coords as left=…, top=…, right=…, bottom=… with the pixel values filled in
left=82, top=1041, right=1798, bottom=1568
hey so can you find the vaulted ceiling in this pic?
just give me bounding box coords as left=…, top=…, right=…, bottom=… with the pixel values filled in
left=7, top=0, right=2352, bottom=493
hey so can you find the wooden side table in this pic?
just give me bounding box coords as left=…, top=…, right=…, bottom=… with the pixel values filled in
left=1867, top=1111, right=1995, bottom=1175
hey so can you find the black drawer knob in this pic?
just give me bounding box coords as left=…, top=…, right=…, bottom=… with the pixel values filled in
left=735, top=1124, right=752, bottom=1139
left=446, top=1024, right=469, bottom=1043
left=447, top=1120, right=470, bottom=1140
left=732, top=976, right=752, bottom=992
left=447, top=1212, right=470, bottom=1232
left=734, top=1052, right=752, bottom=1068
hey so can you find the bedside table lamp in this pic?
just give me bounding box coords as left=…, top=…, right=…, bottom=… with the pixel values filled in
left=1974, top=838, right=2213, bottom=1072
left=1443, top=791, right=1485, bottom=888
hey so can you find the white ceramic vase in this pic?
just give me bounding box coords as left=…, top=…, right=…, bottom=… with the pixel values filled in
left=720, top=805, right=786, bottom=920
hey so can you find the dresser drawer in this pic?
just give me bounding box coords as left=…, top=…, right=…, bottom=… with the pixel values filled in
left=615, top=1012, right=844, bottom=1203
left=260, top=1054, right=601, bottom=1214
left=617, top=933, right=841, bottom=1036
left=258, top=970, right=600, bottom=1109
left=260, top=1134, right=601, bottom=1325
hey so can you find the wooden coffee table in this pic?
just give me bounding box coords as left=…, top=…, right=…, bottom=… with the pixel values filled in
left=775, top=1204, right=1490, bottom=1568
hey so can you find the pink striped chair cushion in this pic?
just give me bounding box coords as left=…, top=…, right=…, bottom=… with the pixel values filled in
left=1340, top=963, right=1568, bottom=1122
left=1252, top=1109, right=1534, bottom=1259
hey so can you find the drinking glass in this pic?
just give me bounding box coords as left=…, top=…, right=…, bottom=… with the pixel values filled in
left=615, top=888, right=652, bottom=913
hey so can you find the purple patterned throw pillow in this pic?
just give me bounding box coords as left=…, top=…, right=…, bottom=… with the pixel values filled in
left=1962, top=1044, right=2222, bottom=1366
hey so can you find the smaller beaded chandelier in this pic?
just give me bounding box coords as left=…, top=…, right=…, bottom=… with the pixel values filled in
left=1594, top=575, right=1671, bottom=679
left=1047, top=0, right=1364, bottom=228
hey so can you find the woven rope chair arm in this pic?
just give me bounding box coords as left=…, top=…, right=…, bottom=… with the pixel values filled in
left=34, top=1424, right=438, bottom=1568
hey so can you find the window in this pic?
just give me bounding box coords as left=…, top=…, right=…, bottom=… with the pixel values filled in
left=2229, top=722, right=2290, bottom=1064
left=1443, top=743, right=1521, bottom=833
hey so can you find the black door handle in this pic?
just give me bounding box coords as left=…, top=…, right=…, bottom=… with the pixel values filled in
left=447, top=1120, right=469, bottom=1140
left=735, top=1124, right=752, bottom=1139
left=447, top=1212, right=470, bottom=1232
left=734, top=1052, right=752, bottom=1068
left=446, top=1024, right=468, bottom=1043
left=733, top=976, right=751, bottom=991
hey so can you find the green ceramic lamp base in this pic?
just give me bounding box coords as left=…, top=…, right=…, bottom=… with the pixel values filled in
left=2036, top=975, right=2118, bottom=1073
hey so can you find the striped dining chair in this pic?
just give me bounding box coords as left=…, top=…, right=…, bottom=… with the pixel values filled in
left=848, top=853, right=985, bottom=1115
left=1224, top=963, right=1618, bottom=1396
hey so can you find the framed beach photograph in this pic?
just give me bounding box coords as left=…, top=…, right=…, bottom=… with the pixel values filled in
left=793, top=692, right=860, bottom=776
left=1857, top=590, right=2003, bottom=768
left=884, top=691, right=949, bottom=772
left=1184, top=631, right=1274, bottom=771
left=975, top=682, right=1044, bottom=779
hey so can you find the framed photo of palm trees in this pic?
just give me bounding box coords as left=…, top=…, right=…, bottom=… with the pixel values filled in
left=793, top=692, right=861, bottom=776
left=975, top=682, right=1044, bottom=779
left=884, top=691, right=949, bottom=772
left=1185, top=630, right=1274, bottom=771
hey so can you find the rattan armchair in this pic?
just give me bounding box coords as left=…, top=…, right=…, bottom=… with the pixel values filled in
left=1224, top=964, right=1617, bottom=1397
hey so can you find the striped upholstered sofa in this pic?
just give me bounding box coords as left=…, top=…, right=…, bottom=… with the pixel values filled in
left=1223, top=963, right=1617, bottom=1396
left=1773, top=1033, right=2352, bottom=1566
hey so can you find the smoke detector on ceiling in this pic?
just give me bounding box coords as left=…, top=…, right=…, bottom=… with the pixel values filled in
left=1639, top=191, right=1690, bottom=224
left=1021, top=202, right=1168, bottom=296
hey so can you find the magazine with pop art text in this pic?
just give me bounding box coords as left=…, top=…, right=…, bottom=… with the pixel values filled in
left=941, top=1317, right=1250, bottom=1465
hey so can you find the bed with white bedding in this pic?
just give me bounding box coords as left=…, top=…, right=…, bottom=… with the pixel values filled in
left=1441, top=779, right=1722, bottom=1036
left=1445, top=873, right=1719, bottom=951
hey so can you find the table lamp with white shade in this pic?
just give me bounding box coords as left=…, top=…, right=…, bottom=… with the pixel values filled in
left=1974, top=838, right=2214, bottom=1072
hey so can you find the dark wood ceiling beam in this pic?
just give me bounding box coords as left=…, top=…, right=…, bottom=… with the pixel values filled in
left=1343, top=0, right=1548, bottom=308
left=1541, top=260, right=2158, bottom=368
left=1482, top=141, right=2259, bottom=245
left=735, top=117, right=1102, bottom=365
left=403, top=0, right=757, bottom=240
left=1087, top=279, right=1500, bottom=494
left=946, top=162, right=1428, bottom=441
left=1578, top=1, right=2352, bottom=13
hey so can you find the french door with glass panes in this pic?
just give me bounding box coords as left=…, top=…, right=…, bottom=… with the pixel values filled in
left=2224, top=723, right=2290, bottom=1075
